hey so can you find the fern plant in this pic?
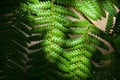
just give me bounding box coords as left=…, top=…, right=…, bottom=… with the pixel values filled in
left=0, top=0, right=120, bottom=80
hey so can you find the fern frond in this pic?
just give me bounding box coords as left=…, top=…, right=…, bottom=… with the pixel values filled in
left=112, top=11, right=120, bottom=36
left=88, top=35, right=109, bottom=50
left=74, top=0, right=105, bottom=20
left=54, top=5, right=79, bottom=18
left=0, top=1, right=29, bottom=80
left=92, top=51, right=120, bottom=80
left=26, top=0, right=77, bottom=80
left=101, top=0, right=117, bottom=33
left=26, top=0, right=109, bottom=79
left=1, top=0, right=119, bottom=80
left=91, top=26, right=112, bottom=43
left=65, top=36, right=87, bottom=47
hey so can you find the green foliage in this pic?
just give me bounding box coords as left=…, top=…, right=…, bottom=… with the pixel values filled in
left=112, top=11, right=120, bottom=36
left=0, top=0, right=29, bottom=80
left=102, top=0, right=117, bottom=34
left=0, top=0, right=120, bottom=80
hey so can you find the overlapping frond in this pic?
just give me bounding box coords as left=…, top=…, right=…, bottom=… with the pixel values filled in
left=0, top=0, right=29, bottom=80
left=112, top=11, right=120, bottom=36
left=0, top=0, right=120, bottom=80
left=101, top=0, right=117, bottom=33
left=25, top=0, right=79, bottom=80
left=91, top=52, right=120, bottom=80
left=20, top=0, right=117, bottom=80
left=73, top=0, right=106, bottom=20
